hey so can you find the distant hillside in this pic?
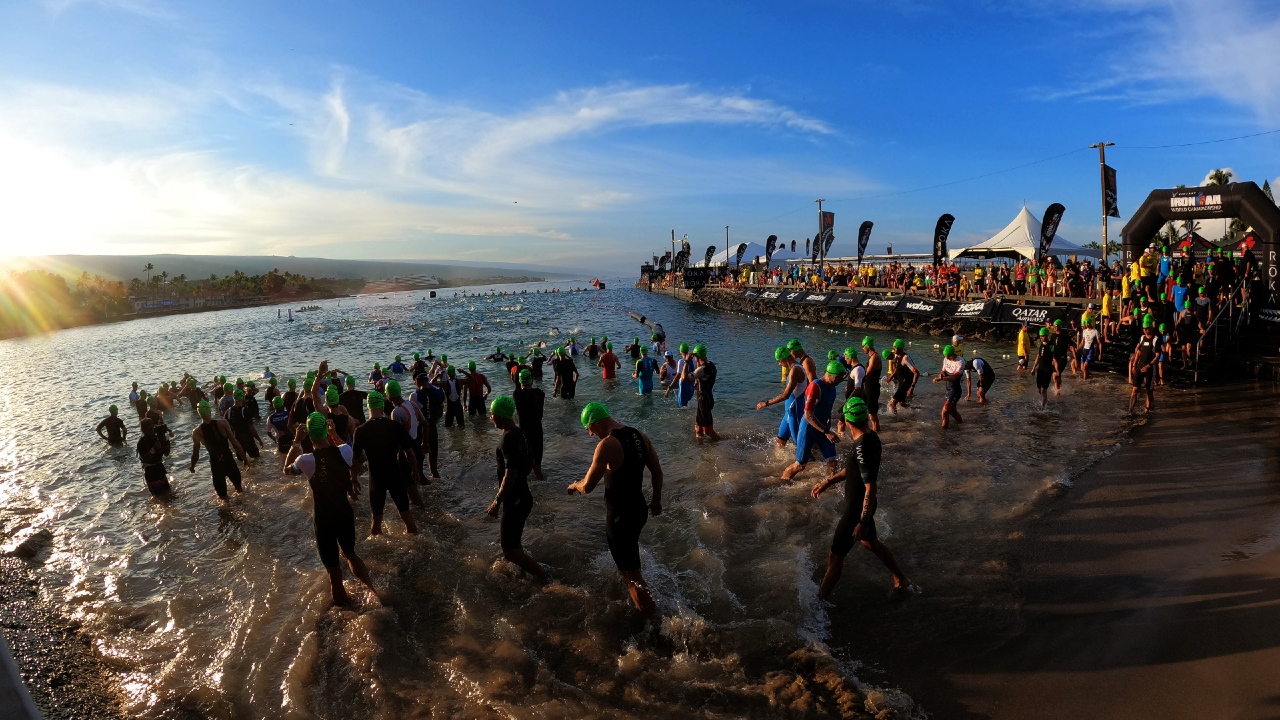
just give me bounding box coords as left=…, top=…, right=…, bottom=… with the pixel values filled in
left=11, top=254, right=577, bottom=284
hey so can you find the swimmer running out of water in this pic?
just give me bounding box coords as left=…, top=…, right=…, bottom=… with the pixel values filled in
left=757, top=347, right=806, bottom=449
left=931, top=344, right=964, bottom=429
left=189, top=400, right=248, bottom=500
left=811, top=397, right=915, bottom=601
left=487, top=395, right=546, bottom=581
left=568, top=402, right=663, bottom=616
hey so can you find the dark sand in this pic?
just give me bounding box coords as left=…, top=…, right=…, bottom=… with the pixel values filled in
left=857, top=382, right=1280, bottom=719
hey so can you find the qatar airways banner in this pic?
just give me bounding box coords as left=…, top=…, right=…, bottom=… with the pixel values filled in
left=993, top=302, right=1076, bottom=326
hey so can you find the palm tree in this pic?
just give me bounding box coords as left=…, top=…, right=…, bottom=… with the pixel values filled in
left=160, top=271, right=169, bottom=296
left=143, top=262, right=154, bottom=284
left=1207, top=168, right=1233, bottom=186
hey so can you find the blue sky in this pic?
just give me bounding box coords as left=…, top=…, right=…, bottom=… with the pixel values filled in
left=0, top=0, right=1277, bottom=271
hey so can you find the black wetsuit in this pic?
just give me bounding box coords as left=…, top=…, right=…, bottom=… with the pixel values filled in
left=586, top=343, right=599, bottom=361
left=224, top=405, right=260, bottom=458
left=245, top=395, right=261, bottom=421
left=1132, top=333, right=1158, bottom=390
left=1052, top=329, right=1071, bottom=371
left=263, top=385, right=279, bottom=408
left=693, top=360, right=717, bottom=428
left=136, top=433, right=170, bottom=496
left=442, top=377, right=465, bottom=428
left=339, top=388, right=368, bottom=424
left=290, top=396, right=315, bottom=427
left=530, top=354, right=546, bottom=379
left=605, top=427, right=650, bottom=572
left=504, top=359, right=520, bottom=384
left=513, top=387, right=545, bottom=468
left=863, top=357, right=882, bottom=413
left=304, top=445, right=356, bottom=568
left=496, top=427, right=534, bottom=549
left=201, top=419, right=242, bottom=498
left=832, top=430, right=881, bottom=557
left=413, top=384, right=444, bottom=476
left=555, top=358, right=577, bottom=399
left=267, top=409, right=292, bottom=452
left=1034, top=341, right=1054, bottom=390
left=410, top=359, right=428, bottom=377
left=98, top=415, right=126, bottom=444
left=281, top=390, right=299, bottom=415
left=352, top=417, right=414, bottom=517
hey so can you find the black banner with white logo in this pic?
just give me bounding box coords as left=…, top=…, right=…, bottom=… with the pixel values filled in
left=682, top=267, right=711, bottom=289
left=857, top=221, right=873, bottom=264
left=826, top=293, right=865, bottom=308
left=735, top=242, right=748, bottom=267
left=1038, top=203, right=1065, bottom=260
left=932, top=213, right=955, bottom=267
left=897, top=296, right=946, bottom=316
left=858, top=294, right=905, bottom=312
left=993, top=303, right=1075, bottom=326
left=1103, top=165, right=1120, bottom=218
left=799, top=291, right=832, bottom=304
left=704, top=245, right=716, bottom=267
left=765, top=235, right=778, bottom=262
left=949, top=298, right=1001, bottom=319
left=740, top=288, right=760, bottom=300
left=819, top=211, right=835, bottom=257
left=780, top=290, right=807, bottom=303
left=757, top=289, right=784, bottom=301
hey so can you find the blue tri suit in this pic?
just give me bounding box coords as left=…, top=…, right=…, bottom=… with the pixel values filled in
left=636, top=357, right=657, bottom=395
left=795, top=378, right=838, bottom=465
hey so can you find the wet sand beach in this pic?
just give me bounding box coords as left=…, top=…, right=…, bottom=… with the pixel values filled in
left=860, top=382, right=1280, bottom=719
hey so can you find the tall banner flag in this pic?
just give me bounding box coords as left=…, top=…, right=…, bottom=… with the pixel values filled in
left=681, top=236, right=690, bottom=254
left=810, top=238, right=820, bottom=264
left=765, top=235, right=778, bottom=262
left=819, top=211, right=835, bottom=256
left=856, top=221, right=873, bottom=264
left=1038, top=203, right=1066, bottom=260
left=932, top=213, right=956, bottom=267
left=805, top=237, right=810, bottom=255
left=791, top=239, right=797, bottom=252
left=1102, top=164, right=1120, bottom=218
left=735, top=242, right=748, bottom=267
left=704, top=245, right=716, bottom=267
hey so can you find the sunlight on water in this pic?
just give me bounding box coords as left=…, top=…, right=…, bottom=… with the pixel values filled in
left=0, top=282, right=1132, bottom=718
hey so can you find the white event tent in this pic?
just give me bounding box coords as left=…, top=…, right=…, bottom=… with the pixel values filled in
left=692, top=241, right=797, bottom=267
left=949, top=207, right=1101, bottom=261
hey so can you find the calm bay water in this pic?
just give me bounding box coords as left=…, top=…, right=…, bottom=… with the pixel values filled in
left=0, top=282, right=1132, bottom=719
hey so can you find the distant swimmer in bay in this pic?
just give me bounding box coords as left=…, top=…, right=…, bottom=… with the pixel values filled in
left=811, top=397, right=916, bottom=602
left=96, top=404, right=128, bottom=445
left=568, top=403, right=663, bottom=616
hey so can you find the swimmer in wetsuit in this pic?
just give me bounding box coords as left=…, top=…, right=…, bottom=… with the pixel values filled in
left=487, top=395, right=546, bottom=581
left=860, top=337, right=883, bottom=432
left=189, top=400, right=248, bottom=500
left=1030, top=328, right=1054, bottom=410
left=97, top=404, right=128, bottom=445
left=781, top=361, right=845, bottom=481
left=567, top=402, right=664, bottom=616
left=283, top=412, right=377, bottom=606
left=224, top=389, right=264, bottom=459
left=266, top=396, right=292, bottom=453
left=811, top=397, right=915, bottom=601
left=351, top=390, right=420, bottom=536
left=757, top=347, right=807, bottom=448
left=931, top=345, right=965, bottom=429
left=136, top=418, right=171, bottom=496
left=512, top=369, right=545, bottom=480
left=633, top=347, right=658, bottom=395
left=387, top=355, right=408, bottom=374
left=598, top=342, right=621, bottom=380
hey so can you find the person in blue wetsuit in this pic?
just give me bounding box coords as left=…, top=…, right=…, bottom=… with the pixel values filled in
left=387, top=355, right=408, bottom=374
left=782, top=361, right=845, bottom=481
left=756, top=347, right=809, bottom=449
left=633, top=347, right=658, bottom=394
left=670, top=342, right=697, bottom=407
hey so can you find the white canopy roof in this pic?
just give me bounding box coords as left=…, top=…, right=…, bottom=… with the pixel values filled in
left=692, top=241, right=796, bottom=267
left=950, top=207, right=1101, bottom=260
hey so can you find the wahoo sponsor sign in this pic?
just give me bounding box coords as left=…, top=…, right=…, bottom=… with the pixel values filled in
left=1170, top=192, right=1223, bottom=213
left=950, top=299, right=999, bottom=319
left=994, top=303, right=1073, bottom=325
left=898, top=296, right=945, bottom=316
left=826, top=293, right=864, bottom=308
left=800, top=292, right=831, bottom=304
left=859, top=294, right=904, bottom=311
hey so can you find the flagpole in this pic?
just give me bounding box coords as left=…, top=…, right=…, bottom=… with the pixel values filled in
left=1090, top=142, right=1114, bottom=267
left=816, top=198, right=825, bottom=281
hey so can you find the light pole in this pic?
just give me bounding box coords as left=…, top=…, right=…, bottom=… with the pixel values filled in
left=1090, top=142, right=1114, bottom=266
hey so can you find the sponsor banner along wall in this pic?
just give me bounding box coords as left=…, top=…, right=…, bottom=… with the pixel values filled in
left=735, top=289, right=1068, bottom=324
left=993, top=303, right=1076, bottom=325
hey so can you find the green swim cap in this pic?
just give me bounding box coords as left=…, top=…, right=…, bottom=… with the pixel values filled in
left=1039, top=328, right=1049, bottom=336
left=269, top=377, right=277, bottom=386
left=265, top=366, right=269, bottom=372
left=827, top=350, right=838, bottom=360
left=785, top=339, right=802, bottom=352
left=233, top=388, right=245, bottom=400
left=881, top=349, right=891, bottom=360
left=306, top=412, right=328, bottom=441
left=496, top=346, right=502, bottom=352
left=641, top=347, right=649, bottom=355
left=651, top=333, right=657, bottom=340
left=825, top=361, right=846, bottom=376
left=606, top=342, right=614, bottom=350
left=346, top=375, right=355, bottom=387
left=272, top=396, right=284, bottom=409
left=679, top=342, right=690, bottom=353
left=1160, top=293, right=1166, bottom=300
left=246, top=380, right=256, bottom=388
left=1143, top=318, right=1154, bottom=328
left=374, top=362, right=381, bottom=370
left=893, top=339, right=905, bottom=350
left=468, top=360, right=477, bottom=371
left=441, top=354, right=448, bottom=362
left=303, top=380, right=313, bottom=391
left=590, top=337, right=596, bottom=343
left=109, top=404, right=118, bottom=414
left=197, top=400, right=211, bottom=417
left=633, top=337, right=640, bottom=343
left=942, top=344, right=955, bottom=357
left=580, top=401, right=611, bottom=428
left=1053, top=319, right=1062, bottom=326
left=366, top=390, right=385, bottom=409
left=386, top=379, right=402, bottom=397
left=518, top=369, right=533, bottom=385
left=861, top=336, right=875, bottom=349
left=288, top=378, right=297, bottom=389
left=774, top=347, right=788, bottom=362
left=693, top=344, right=707, bottom=359
left=223, top=383, right=233, bottom=393
left=555, top=347, right=564, bottom=357
left=842, top=397, right=869, bottom=423
left=395, top=355, right=402, bottom=361
left=1159, top=323, right=1167, bottom=332
left=446, top=365, right=456, bottom=376
left=325, top=386, right=339, bottom=405
left=235, top=378, right=243, bottom=385
left=489, top=395, right=516, bottom=419
left=844, top=347, right=856, bottom=360
left=1184, top=300, right=1191, bottom=309
left=1199, top=286, right=1206, bottom=294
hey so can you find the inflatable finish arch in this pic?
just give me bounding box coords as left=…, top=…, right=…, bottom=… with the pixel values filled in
left=1121, top=182, right=1280, bottom=307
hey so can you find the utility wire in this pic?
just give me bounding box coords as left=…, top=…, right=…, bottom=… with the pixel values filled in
left=1119, top=128, right=1280, bottom=149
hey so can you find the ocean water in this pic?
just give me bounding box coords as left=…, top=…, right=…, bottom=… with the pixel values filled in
left=0, top=282, right=1132, bottom=719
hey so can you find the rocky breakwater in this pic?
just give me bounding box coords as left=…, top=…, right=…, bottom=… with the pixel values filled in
left=687, top=287, right=1018, bottom=342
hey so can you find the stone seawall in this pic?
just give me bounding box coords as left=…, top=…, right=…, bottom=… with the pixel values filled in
left=647, top=286, right=1019, bottom=342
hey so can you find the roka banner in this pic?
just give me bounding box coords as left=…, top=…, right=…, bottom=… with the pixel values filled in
left=1103, top=165, right=1119, bottom=218
left=765, top=235, right=778, bottom=262
left=932, top=214, right=955, bottom=267
left=857, top=221, right=873, bottom=264
left=735, top=242, right=748, bottom=267
left=704, top=245, right=716, bottom=266
left=819, top=211, right=835, bottom=256
left=1038, top=203, right=1065, bottom=260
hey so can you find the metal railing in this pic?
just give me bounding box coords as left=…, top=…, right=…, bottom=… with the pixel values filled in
left=1193, top=279, right=1250, bottom=384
